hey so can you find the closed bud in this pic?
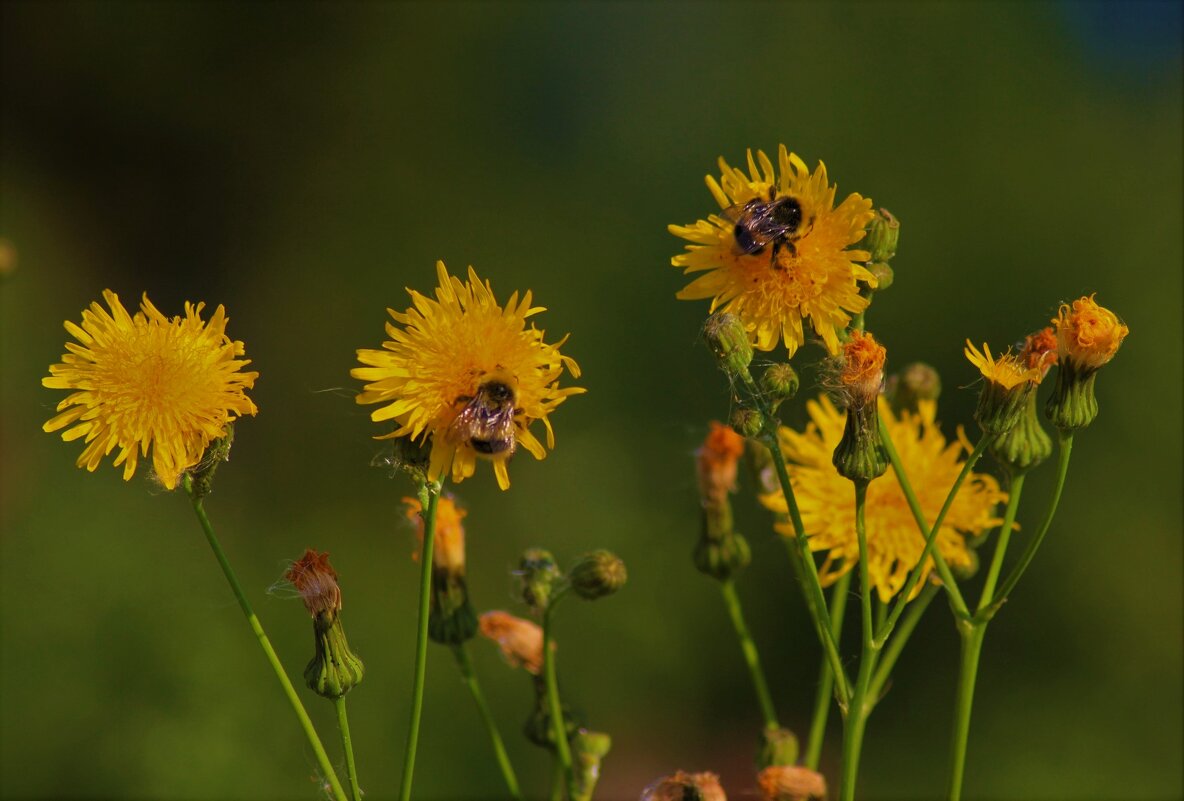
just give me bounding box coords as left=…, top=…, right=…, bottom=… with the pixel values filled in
left=950, top=547, right=980, bottom=581
left=864, top=207, right=900, bottom=264
left=757, top=725, right=800, bottom=769
left=868, top=260, right=894, bottom=291
left=992, top=392, right=1053, bottom=473
left=518, top=548, right=563, bottom=611
left=760, top=363, right=800, bottom=410
left=524, top=675, right=580, bottom=750
left=572, top=729, right=612, bottom=801
left=694, top=529, right=751, bottom=581
left=569, top=550, right=627, bottom=600
left=703, top=312, right=754, bottom=377
left=730, top=406, right=764, bottom=438
left=832, top=402, right=888, bottom=483
left=886, top=362, right=941, bottom=414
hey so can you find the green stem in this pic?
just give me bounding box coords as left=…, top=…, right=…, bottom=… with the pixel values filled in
left=876, top=414, right=988, bottom=646
left=452, top=643, right=523, bottom=801
left=543, top=590, right=573, bottom=799
left=976, top=433, right=1074, bottom=623
left=719, top=580, right=780, bottom=729
left=804, top=570, right=851, bottom=770
left=335, top=697, right=362, bottom=801
left=946, top=471, right=1026, bottom=800
left=399, top=482, right=441, bottom=801
left=947, top=623, right=985, bottom=801
left=181, top=476, right=348, bottom=801
left=549, top=762, right=564, bottom=801
left=839, top=482, right=878, bottom=801
left=867, top=582, right=939, bottom=705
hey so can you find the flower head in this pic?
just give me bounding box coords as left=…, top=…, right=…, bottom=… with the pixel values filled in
left=352, top=262, right=583, bottom=491
left=641, top=771, right=727, bottom=801
left=696, top=421, right=746, bottom=508
left=670, top=145, right=876, bottom=355
left=404, top=495, right=467, bottom=576
left=1052, top=294, right=1128, bottom=371
left=835, top=329, right=886, bottom=407
left=1020, top=326, right=1059, bottom=379
left=964, top=341, right=1041, bottom=391
left=478, top=610, right=545, bottom=674
left=964, top=340, right=1042, bottom=434
left=285, top=549, right=343, bottom=618
left=42, top=290, right=258, bottom=490
left=758, top=765, right=827, bottom=801
left=760, top=395, right=1005, bottom=601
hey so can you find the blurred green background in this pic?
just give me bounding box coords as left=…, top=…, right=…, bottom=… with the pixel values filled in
left=2, top=2, right=1180, bottom=799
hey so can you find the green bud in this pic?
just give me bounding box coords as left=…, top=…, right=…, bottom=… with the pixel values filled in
left=1045, top=358, right=1099, bottom=432
left=305, top=613, right=364, bottom=699
left=524, top=676, right=580, bottom=750
left=694, top=528, right=751, bottom=582
left=703, top=312, right=753, bottom=377
left=975, top=380, right=1033, bottom=436
left=951, top=548, right=980, bottom=581
left=992, top=392, right=1053, bottom=473
left=568, top=550, right=627, bottom=601
left=730, top=406, right=764, bottom=439
left=886, top=362, right=941, bottom=414
left=189, top=423, right=234, bottom=499
left=518, top=548, right=563, bottom=611
left=868, top=261, right=894, bottom=291
left=758, top=725, right=800, bottom=769
left=571, top=729, right=612, bottom=801
left=429, top=570, right=477, bottom=645
left=760, top=363, right=800, bottom=410
left=865, top=207, right=900, bottom=263
left=832, top=403, right=888, bottom=483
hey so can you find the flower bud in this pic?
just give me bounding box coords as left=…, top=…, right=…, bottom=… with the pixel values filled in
left=518, top=548, right=563, bottom=612
left=571, top=729, right=612, bottom=801
left=757, top=725, right=799, bottom=769
left=950, top=547, right=980, bottom=581
left=757, top=765, right=827, bottom=801
left=703, top=312, right=753, bottom=377
left=760, top=363, right=800, bottom=411
left=406, top=496, right=476, bottom=645
left=730, top=406, right=764, bottom=438
left=569, top=550, right=627, bottom=600
left=865, top=207, right=900, bottom=264
left=832, top=401, right=888, bottom=483
left=286, top=550, right=364, bottom=699
left=524, top=675, right=580, bottom=750
left=964, top=341, right=1040, bottom=436
left=693, top=529, right=751, bottom=582
left=641, top=771, right=727, bottom=801
left=992, top=391, right=1053, bottom=473
left=886, top=362, right=941, bottom=414
left=867, top=260, right=894, bottom=291
left=1045, top=296, right=1128, bottom=431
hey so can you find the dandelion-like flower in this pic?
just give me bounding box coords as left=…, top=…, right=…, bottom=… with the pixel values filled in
left=964, top=341, right=1042, bottom=391
left=42, top=290, right=258, bottom=490
left=670, top=145, right=876, bottom=356
left=760, top=395, right=1005, bottom=601
left=478, top=610, right=545, bottom=675
left=352, top=262, right=583, bottom=490
left=1052, top=294, right=1128, bottom=371
left=964, top=341, right=1043, bottom=435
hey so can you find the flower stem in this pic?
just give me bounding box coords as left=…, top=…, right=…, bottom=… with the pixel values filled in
left=867, top=581, right=938, bottom=705
left=452, top=643, right=523, bottom=801
left=399, top=481, right=441, bottom=801
left=335, top=697, right=362, bottom=801
left=543, top=589, right=574, bottom=799
left=976, top=432, right=1074, bottom=623
left=181, top=477, right=348, bottom=801
left=804, top=570, right=851, bottom=770
left=719, top=579, right=780, bottom=730
left=875, top=413, right=987, bottom=646
left=839, top=482, right=878, bottom=801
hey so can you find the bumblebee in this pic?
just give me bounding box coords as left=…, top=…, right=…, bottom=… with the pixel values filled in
left=723, top=187, right=806, bottom=261
left=448, top=373, right=519, bottom=457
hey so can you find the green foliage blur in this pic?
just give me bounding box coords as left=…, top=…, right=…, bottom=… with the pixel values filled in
left=2, top=2, right=1180, bottom=799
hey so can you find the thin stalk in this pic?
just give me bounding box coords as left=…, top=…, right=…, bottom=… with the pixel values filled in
left=399, top=482, right=441, bottom=801
left=946, top=471, right=1026, bottom=800
left=549, top=763, right=564, bottom=801
left=335, top=697, right=362, bottom=801
left=876, top=415, right=989, bottom=646
left=719, top=580, right=779, bottom=729
left=977, top=432, right=1074, bottom=622
left=452, top=643, right=523, bottom=801
left=867, top=581, right=939, bottom=705
left=804, top=570, right=851, bottom=770
left=839, top=482, right=878, bottom=801
left=181, top=476, right=348, bottom=801
left=543, top=589, right=574, bottom=799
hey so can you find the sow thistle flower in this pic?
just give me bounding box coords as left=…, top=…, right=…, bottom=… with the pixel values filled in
left=1046, top=294, right=1129, bottom=431
left=670, top=145, right=877, bottom=356
left=964, top=340, right=1042, bottom=435
left=760, top=396, right=1005, bottom=601
left=42, top=290, right=258, bottom=490
left=404, top=495, right=477, bottom=645
left=352, top=261, right=583, bottom=490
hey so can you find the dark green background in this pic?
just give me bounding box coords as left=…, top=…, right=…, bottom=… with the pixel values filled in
left=2, top=2, right=1180, bottom=799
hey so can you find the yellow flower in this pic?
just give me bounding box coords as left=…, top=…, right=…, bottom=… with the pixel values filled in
left=836, top=329, right=887, bottom=405
left=760, top=395, right=1005, bottom=601
left=670, top=145, right=877, bottom=356
left=404, top=495, right=467, bottom=576
left=1052, top=294, right=1128, bottom=371
left=964, top=341, right=1042, bottom=391
left=42, top=290, right=258, bottom=489
left=352, top=261, right=583, bottom=491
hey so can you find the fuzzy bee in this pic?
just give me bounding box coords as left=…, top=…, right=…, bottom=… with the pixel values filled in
left=448, top=373, right=519, bottom=457
left=723, top=187, right=804, bottom=261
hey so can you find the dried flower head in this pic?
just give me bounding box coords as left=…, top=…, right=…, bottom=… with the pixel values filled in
left=761, top=396, right=1005, bottom=601
left=42, top=290, right=258, bottom=489
left=1020, top=327, right=1059, bottom=378
left=478, top=610, right=545, bottom=675
left=670, top=145, right=876, bottom=356
left=285, top=549, right=343, bottom=618
left=641, top=770, right=727, bottom=801
left=757, top=765, right=827, bottom=801
left=696, top=421, right=746, bottom=508
left=1052, top=294, right=1128, bottom=371
left=404, top=495, right=467, bottom=576
left=352, top=262, right=583, bottom=490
